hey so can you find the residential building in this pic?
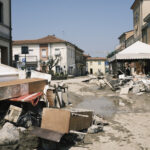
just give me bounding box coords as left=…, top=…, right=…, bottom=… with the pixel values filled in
left=75, top=48, right=86, bottom=76
left=126, top=34, right=135, bottom=48
left=131, top=0, right=150, bottom=41
left=109, top=0, right=150, bottom=58
left=87, top=57, right=106, bottom=75
left=83, top=54, right=91, bottom=74
left=13, top=35, right=85, bottom=76
left=108, top=0, right=150, bottom=76
left=107, top=30, right=134, bottom=59
left=0, top=0, right=12, bottom=66
left=117, top=30, right=134, bottom=51
left=142, top=13, right=150, bottom=45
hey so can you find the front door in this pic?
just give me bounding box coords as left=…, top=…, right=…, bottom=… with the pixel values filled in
left=1, top=47, right=8, bottom=65
left=90, top=68, right=93, bottom=74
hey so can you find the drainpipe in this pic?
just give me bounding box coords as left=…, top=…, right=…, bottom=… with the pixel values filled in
left=75, top=47, right=77, bottom=76
left=9, top=0, right=12, bottom=66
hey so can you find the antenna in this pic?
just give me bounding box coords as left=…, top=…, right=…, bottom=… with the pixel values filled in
left=62, top=30, right=65, bottom=39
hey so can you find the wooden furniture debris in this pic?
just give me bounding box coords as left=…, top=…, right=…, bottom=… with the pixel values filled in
left=41, top=108, right=93, bottom=134
left=54, top=86, right=62, bottom=108
left=103, top=79, right=115, bottom=90
left=5, top=105, right=22, bottom=123
left=30, top=127, right=64, bottom=142
left=46, top=89, right=55, bottom=107
left=0, top=78, right=47, bottom=101
left=10, top=92, right=43, bottom=106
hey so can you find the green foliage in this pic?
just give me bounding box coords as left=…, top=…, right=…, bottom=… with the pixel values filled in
left=52, top=73, right=68, bottom=80
left=40, top=56, right=59, bottom=73
left=107, top=50, right=119, bottom=58
left=47, top=57, right=59, bottom=71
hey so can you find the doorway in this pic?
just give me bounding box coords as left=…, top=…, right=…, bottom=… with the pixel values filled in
left=0, top=46, right=8, bottom=65
left=90, top=68, right=93, bottom=74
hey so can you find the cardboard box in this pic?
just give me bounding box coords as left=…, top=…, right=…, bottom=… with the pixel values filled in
left=41, top=108, right=93, bottom=134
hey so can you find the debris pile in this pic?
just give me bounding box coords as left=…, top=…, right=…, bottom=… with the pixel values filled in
left=82, top=75, right=107, bottom=89
left=106, top=75, right=150, bottom=95
left=0, top=76, right=107, bottom=150
left=84, top=74, right=150, bottom=96
left=0, top=122, right=20, bottom=145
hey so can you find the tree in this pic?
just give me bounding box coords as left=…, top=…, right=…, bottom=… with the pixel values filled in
left=40, top=56, right=59, bottom=74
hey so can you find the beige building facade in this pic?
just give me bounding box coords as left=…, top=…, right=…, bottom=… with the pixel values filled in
left=117, top=30, right=134, bottom=51
left=87, top=57, right=106, bottom=75
left=108, top=0, right=150, bottom=76
left=0, top=0, right=12, bottom=66
left=131, top=0, right=150, bottom=41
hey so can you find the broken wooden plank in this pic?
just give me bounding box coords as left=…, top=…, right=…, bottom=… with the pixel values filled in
left=30, top=127, right=64, bottom=142
left=103, top=79, right=115, bottom=90
left=0, top=78, right=47, bottom=101
left=46, top=89, right=55, bottom=107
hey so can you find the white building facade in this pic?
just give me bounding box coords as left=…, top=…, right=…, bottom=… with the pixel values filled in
left=12, top=35, right=79, bottom=75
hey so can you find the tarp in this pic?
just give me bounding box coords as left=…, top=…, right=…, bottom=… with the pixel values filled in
left=0, top=64, right=19, bottom=82
left=109, top=41, right=150, bottom=62
left=0, top=64, right=51, bottom=82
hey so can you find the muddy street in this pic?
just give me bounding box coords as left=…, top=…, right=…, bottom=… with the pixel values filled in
left=57, top=76, right=150, bottom=150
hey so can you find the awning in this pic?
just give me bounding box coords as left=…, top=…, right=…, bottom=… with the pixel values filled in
left=109, top=41, right=150, bottom=62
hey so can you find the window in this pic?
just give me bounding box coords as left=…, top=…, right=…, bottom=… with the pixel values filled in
left=55, top=48, right=60, bottom=51
left=142, top=28, right=148, bottom=44
left=134, top=11, right=139, bottom=25
left=55, top=48, right=60, bottom=57
left=56, top=66, right=60, bottom=73
left=0, top=2, right=3, bottom=23
left=42, top=49, right=46, bottom=58
left=98, top=61, right=101, bottom=65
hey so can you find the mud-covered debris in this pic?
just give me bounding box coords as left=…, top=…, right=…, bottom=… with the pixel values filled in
left=119, top=100, right=125, bottom=107
left=0, top=122, right=19, bottom=146
left=17, top=127, right=26, bottom=132
left=5, top=105, right=22, bottom=123
left=93, top=115, right=109, bottom=126
left=87, top=125, right=103, bottom=134
left=17, top=111, right=40, bottom=128
left=69, top=131, right=86, bottom=142
left=132, top=85, right=141, bottom=94
left=120, top=87, right=130, bottom=95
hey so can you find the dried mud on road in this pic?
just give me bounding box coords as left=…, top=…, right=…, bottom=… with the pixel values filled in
left=60, top=77, right=150, bottom=150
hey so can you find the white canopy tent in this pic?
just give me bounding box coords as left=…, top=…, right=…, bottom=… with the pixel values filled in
left=109, top=41, right=150, bottom=62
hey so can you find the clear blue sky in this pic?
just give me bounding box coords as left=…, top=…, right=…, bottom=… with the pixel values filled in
left=12, top=0, right=135, bottom=57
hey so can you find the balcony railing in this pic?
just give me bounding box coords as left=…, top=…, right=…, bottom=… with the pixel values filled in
left=18, top=55, right=38, bottom=62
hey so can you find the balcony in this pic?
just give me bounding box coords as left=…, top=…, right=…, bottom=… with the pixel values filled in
left=18, top=55, right=38, bottom=63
